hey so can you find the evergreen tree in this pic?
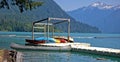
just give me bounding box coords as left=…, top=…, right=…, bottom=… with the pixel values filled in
left=0, top=0, right=43, bottom=12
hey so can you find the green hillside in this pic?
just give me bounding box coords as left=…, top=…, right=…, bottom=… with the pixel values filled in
left=0, top=0, right=101, bottom=33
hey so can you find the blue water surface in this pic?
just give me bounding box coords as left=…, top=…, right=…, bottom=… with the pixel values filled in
left=0, top=32, right=120, bottom=62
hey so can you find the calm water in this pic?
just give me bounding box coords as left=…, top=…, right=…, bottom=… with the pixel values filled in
left=0, top=32, right=120, bottom=62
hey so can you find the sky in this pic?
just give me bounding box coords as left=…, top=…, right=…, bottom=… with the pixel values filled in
left=54, top=0, right=120, bottom=11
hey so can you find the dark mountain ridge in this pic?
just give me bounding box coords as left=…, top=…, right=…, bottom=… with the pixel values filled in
left=0, top=0, right=101, bottom=33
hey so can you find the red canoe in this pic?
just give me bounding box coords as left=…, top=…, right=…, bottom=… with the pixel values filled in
left=26, top=39, right=46, bottom=44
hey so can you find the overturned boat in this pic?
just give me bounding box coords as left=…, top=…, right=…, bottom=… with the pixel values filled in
left=11, top=43, right=71, bottom=51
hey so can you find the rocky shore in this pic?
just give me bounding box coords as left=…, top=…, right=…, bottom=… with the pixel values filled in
left=0, top=49, right=21, bottom=62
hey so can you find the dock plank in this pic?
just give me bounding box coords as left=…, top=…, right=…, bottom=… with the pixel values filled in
left=71, top=45, right=120, bottom=57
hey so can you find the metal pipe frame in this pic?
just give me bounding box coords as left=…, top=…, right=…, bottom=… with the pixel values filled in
left=32, top=17, right=70, bottom=41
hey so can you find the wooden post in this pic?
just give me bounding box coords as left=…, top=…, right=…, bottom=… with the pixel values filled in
left=68, top=19, right=70, bottom=42
left=44, top=25, right=46, bottom=37
left=52, top=25, right=54, bottom=37
left=47, top=18, right=50, bottom=42
left=47, top=18, right=50, bottom=38
left=32, top=22, right=34, bottom=40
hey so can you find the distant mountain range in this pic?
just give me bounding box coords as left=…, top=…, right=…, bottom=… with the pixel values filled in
left=0, top=0, right=101, bottom=33
left=67, top=2, right=120, bottom=33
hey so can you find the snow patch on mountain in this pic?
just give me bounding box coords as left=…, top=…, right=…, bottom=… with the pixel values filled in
left=90, top=2, right=113, bottom=9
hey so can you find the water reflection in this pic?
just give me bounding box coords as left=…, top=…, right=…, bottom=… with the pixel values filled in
left=20, top=51, right=120, bottom=62
left=72, top=52, right=120, bottom=62
left=22, top=51, right=71, bottom=62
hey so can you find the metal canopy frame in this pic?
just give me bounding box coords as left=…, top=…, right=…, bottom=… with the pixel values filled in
left=32, top=17, right=70, bottom=42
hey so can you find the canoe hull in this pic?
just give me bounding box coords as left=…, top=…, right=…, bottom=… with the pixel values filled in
left=26, top=39, right=45, bottom=44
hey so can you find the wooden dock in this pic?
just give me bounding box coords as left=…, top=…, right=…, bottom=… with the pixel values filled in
left=71, top=44, right=120, bottom=57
